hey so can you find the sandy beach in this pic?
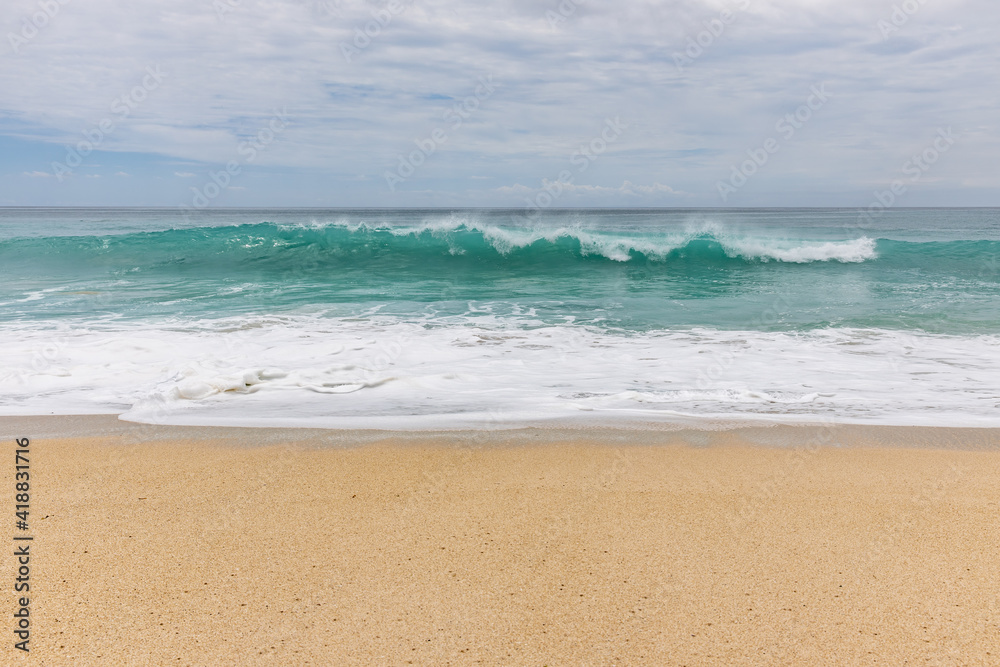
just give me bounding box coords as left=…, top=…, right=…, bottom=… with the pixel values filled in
left=3, top=416, right=999, bottom=665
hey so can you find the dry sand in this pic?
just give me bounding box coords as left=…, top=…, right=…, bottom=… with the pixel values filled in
left=2, top=416, right=999, bottom=665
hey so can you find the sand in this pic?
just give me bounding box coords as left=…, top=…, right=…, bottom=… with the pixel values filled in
left=2, top=416, right=999, bottom=665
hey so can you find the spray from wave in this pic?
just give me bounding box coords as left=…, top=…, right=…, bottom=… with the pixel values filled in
left=269, top=219, right=879, bottom=264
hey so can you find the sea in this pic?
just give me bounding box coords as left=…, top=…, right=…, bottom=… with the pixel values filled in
left=1, top=207, right=998, bottom=428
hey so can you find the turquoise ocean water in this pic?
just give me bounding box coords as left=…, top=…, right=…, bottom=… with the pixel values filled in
left=1, top=208, right=998, bottom=427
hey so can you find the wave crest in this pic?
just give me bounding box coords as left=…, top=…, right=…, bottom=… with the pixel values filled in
left=279, top=219, right=878, bottom=264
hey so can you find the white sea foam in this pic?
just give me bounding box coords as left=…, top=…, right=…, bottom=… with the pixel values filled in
left=718, top=236, right=877, bottom=263
left=1, top=316, right=998, bottom=428
left=282, top=216, right=879, bottom=264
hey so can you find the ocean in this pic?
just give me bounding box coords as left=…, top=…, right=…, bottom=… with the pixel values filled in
left=1, top=207, right=998, bottom=428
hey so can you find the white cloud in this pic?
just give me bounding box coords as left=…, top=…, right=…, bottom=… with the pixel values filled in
left=22, top=171, right=50, bottom=178
left=495, top=184, right=534, bottom=194
left=0, top=0, right=997, bottom=204
left=174, top=171, right=197, bottom=178
left=498, top=180, right=683, bottom=199
left=617, top=181, right=684, bottom=196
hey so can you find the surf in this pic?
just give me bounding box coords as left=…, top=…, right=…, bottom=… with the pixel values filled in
left=0, top=220, right=886, bottom=268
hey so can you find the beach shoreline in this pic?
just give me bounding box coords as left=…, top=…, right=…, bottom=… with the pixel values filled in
left=3, top=417, right=999, bottom=664
left=4, top=413, right=1000, bottom=450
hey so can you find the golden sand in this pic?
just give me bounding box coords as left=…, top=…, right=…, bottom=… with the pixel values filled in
left=2, top=419, right=999, bottom=665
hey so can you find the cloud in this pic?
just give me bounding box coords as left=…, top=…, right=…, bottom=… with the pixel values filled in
left=22, top=171, right=50, bottom=178
left=0, top=0, right=997, bottom=205
left=495, top=183, right=534, bottom=194
left=617, top=181, right=684, bottom=196
left=498, top=180, right=684, bottom=199
left=174, top=171, right=197, bottom=178
left=115, top=172, right=130, bottom=176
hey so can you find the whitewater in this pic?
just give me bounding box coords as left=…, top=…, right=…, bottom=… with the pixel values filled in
left=1, top=207, right=998, bottom=428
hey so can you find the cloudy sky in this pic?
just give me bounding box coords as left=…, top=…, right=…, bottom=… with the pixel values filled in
left=1, top=0, right=997, bottom=207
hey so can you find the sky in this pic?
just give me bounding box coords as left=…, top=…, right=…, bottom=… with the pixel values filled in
left=0, top=0, right=997, bottom=207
